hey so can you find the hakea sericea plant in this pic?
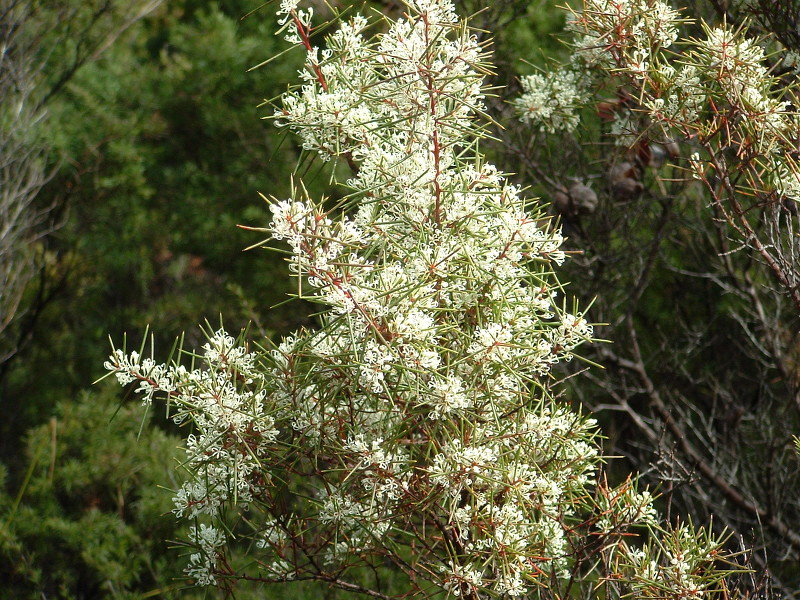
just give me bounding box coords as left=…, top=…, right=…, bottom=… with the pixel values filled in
left=515, top=0, right=800, bottom=309
left=515, top=0, right=794, bottom=164
left=104, top=0, right=742, bottom=597
left=514, top=0, right=800, bottom=199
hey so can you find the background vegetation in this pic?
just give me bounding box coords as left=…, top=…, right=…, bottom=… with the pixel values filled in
left=1, top=0, right=798, bottom=597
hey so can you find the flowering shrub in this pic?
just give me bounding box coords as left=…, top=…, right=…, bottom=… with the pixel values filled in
left=515, top=0, right=800, bottom=309
left=510, top=0, right=800, bottom=591
left=104, top=0, right=743, bottom=597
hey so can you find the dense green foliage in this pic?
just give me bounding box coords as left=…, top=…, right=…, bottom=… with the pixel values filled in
left=0, top=385, right=185, bottom=597
left=1, top=1, right=306, bottom=450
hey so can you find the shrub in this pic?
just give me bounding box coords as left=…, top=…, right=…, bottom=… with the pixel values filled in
left=104, top=1, right=746, bottom=597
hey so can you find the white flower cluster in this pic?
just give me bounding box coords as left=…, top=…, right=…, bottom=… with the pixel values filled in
left=524, top=0, right=800, bottom=202
left=515, top=0, right=680, bottom=132
left=317, top=486, right=394, bottom=566
left=596, top=484, right=659, bottom=533
left=185, top=524, right=226, bottom=586
left=646, top=23, right=800, bottom=200
left=104, top=349, right=173, bottom=404
left=515, top=69, right=589, bottom=133
left=645, top=62, right=705, bottom=123
left=345, top=434, right=410, bottom=501
left=691, top=26, right=790, bottom=145
left=276, top=0, right=479, bottom=164
left=428, top=405, right=600, bottom=587
left=441, top=560, right=484, bottom=597
left=268, top=198, right=366, bottom=278
left=622, top=522, right=723, bottom=598
left=577, top=0, right=680, bottom=67
left=771, top=157, right=800, bottom=201
left=105, top=330, right=279, bottom=581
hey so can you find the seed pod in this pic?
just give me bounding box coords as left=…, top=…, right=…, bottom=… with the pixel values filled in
left=608, top=161, right=639, bottom=184
left=664, top=139, right=680, bottom=159
left=568, top=182, right=598, bottom=214
left=612, top=176, right=644, bottom=201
